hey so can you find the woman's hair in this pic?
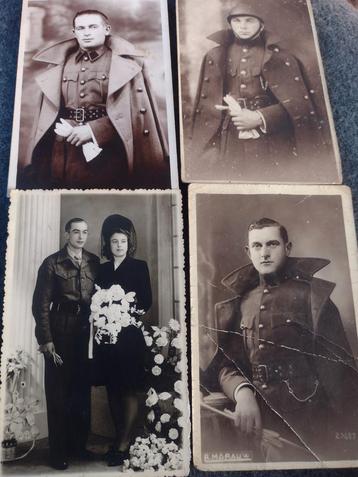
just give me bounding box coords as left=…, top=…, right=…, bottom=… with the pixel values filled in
left=101, top=215, right=137, bottom=259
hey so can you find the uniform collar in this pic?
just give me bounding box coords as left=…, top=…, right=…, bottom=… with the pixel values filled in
left=57, top=246, right=94, bottom=265
left=75, top=45, right=108, bottom=63
left=221, top=257, right=332, bottom=295
left=207, top=28, right=281, bottom=50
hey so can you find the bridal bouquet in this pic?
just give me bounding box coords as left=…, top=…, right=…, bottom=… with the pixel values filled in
left=89, top=284, right=144, bottom=345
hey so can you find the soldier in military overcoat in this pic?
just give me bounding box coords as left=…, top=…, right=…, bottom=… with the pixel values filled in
left=205, top=218, right=358, bottom=461
left=19, top=9, right=169, bottom=189
left=32, top=218, right=99, bottom=470
left=190, top=0, right=332, bottom=182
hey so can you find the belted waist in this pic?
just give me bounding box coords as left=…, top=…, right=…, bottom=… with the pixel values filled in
left=252, top=362, right=305, bottom=384
left=233, top=95, right=276, bottom=111
left=61, top=107, right=107, bottom=123
left=52, top=301, right=90, bottom=316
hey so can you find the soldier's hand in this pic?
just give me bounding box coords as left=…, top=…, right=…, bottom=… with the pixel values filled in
left=230, top=109, right=263, bottom=130
left=234, top=387, right=262, bottom=435
left=66, top=125, right=92, bottom=146
left=39, top=342, right=56, bottom=357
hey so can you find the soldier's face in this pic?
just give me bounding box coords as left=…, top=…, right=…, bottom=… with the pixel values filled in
left=73, top=14, right=111, bottom=50
left=246, top=226, right=291, bottom=275
left=230, top=16, right=261, bottom=40
left=110, top=233, right=128, bottom=259
left=65, top=221, right=88, bottom=250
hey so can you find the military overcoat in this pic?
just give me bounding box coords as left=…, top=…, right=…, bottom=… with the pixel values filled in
left=24, top=36, right=169, bottom=188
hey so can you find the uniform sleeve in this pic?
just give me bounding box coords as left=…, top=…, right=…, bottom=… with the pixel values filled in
left=136, top=261, right=152, bottom=313
left=258, top=103, right=292, bottom=135
left=32, top=259, right=56, bottom=345
left=219, top=365, right=250, bottom=402
left=88, top=117, right=117, bottom=146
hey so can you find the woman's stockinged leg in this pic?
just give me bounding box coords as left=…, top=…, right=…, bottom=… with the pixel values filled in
left=118, top=393, right=139, bottom=451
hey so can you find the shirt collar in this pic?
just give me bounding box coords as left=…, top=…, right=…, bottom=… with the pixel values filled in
left=66, top=245, right=82, bottom=261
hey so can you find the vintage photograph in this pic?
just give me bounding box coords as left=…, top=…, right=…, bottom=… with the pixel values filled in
left=1, top=190, right=189, bottom=476
left=189, top=184, right=358, bottom=471
left=178, top=0, right=342, bottom=184
left=7, top=0, right=178, bottom=190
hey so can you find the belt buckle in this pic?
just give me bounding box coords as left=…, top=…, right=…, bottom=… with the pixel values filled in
left=237, top=98, right=247, bottom=109
left=74, top=107, right=85, bottom=123
left=257, top=364, right=269, bottom=383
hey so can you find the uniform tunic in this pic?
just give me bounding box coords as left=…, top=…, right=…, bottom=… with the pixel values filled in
left=51, top=46, right=128, bottom=188
left=93, top=256, right=152, bottom=392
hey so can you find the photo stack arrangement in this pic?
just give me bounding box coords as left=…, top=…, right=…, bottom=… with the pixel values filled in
left=0, top=0, right=357, bottom=475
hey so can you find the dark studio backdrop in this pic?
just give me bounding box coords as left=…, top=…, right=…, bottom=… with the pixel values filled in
left=0, top=0, right=358, bottom=476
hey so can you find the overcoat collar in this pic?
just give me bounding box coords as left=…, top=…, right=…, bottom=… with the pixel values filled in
left=33, top=36, right=145, bottom=105
left=207, top=28, right=282, bottom=65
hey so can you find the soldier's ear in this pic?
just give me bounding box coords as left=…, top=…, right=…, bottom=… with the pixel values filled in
left=285, top=241, right=292, bottom=256
left=244, top=245, right=251, bottom=259
left=105, top=25, right=111, bottom=36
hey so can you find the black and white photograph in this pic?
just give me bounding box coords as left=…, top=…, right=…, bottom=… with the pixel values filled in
left=7, top=0, right=178, bottom=190
left=0, top=189, right=189, bottom=476
left=178, top=0, right=341, bottom=184
left=189, top=184, right=358, bottom=471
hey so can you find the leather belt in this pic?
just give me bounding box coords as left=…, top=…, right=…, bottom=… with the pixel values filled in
left=52, top=301, right=89, bottom=316
left=234, top=95, right=276, bottom=111
left=61, top=107, right=107, bottom=123
left=252, top=362, right=303, bottom=384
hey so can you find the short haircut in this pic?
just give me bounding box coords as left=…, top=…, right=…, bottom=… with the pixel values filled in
left=248, top=217, right=289, bottom=243
left=73, top=10, right=109, bottom=28
left=102, top=227, right=137, bottom=260
left=65, top=218, right=87, bottom=233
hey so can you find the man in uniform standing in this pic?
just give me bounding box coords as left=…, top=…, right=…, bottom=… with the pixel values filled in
left=209, top=218, right=358, bottom=461
left=20, top=9, right=169, bottom=189
left=190, top=0, right=332, bottom=182
left=32, top=218, right=99, bottom=470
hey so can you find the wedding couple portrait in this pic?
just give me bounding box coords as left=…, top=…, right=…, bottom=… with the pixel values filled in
left=1, top=190, right=188, bottom=476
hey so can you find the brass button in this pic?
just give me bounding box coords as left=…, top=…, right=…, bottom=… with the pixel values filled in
left=286, top=319, right=292, bottom=324
left=285, top=61, right=290, bottom=66
left=201, top=93, right=207, bottom=98
left=140, top=108, right=147, bottom=114
left=294, top=76, right=300, bottom=81
left=263, top=288, right=269, bottom=294
left=80, top=80, right=85, bottom=85
left=80, top=92, right=85, bottom=98
left=137, top=87, right=143, bottom=92
left=81, top=67, right=86, bottom=72
left=260, top=305, right=266, bottom=311
left=241, top=58, right=247, bottom=63
left=195, top=108, right=201, bottom=114
left=261, top=384, right=268, bottom=389
left=102, top=74, right=107, bottom=79
left=304, top=95, right=309, bottom=100
left=84, top=56, right=89, bottom=61
left=242, top=48, right=248, bottom=53
left=274, top=47, right=280, bottom=52
left=212, top=142, right=216, bottom=147
left=240, top=70, right=247, bottom=75
left=63, top=77, right=67, bottom=82
left=310, top=89, right=315, bottom=94
left=208, top=59, right=213, bottom=65
left=143, top=129, right=150, bottom=136
left=240, top=84, right=247, bottom=89
left=259, top=344, right=265, bottom=350
left=310, top=111, right=315, bottom=115
left=258, top=323, right=264, bottom=329
left=204, top=77, right=209, bottom=82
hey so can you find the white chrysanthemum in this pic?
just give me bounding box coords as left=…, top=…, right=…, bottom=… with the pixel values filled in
left=156, top=335, right=168, bottom=347
left=154, top=354, right=164, bottom=365
left=144, top=335, right=153, bottom=347
left=175, top=360, right=183, bottom=373
left=145, top=388, right=159, bottom=407
left=120, top=313, right=131, bottom=327
left=160, top=413, right=170, bottom=423
left=177, top=416, right=185, bottom=428
left=155, top=421, right=162, bottom=433
left=171, top=337, right=181, bottom=349
left=174, top=380, right=183, bottom=394
left=152, top=366, right=162, bottom=376
left=93, top=316, right=106, bottom=328
left=168, top=428, right=179, bottom=440
left=174, top=398, right=184, bottom=412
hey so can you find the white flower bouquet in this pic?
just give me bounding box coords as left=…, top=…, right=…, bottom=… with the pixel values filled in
left=123, top=434, right=184, bottom=471
left=90, top=284, right=144, bottom=345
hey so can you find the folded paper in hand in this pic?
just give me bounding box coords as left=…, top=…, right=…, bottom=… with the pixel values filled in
left=215, top=94, right=260, bottom=140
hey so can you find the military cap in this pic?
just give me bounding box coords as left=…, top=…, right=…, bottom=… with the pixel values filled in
left=227, top=0, right=275, bottom=24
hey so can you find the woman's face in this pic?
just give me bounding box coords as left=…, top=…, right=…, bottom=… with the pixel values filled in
left=110, top=233, right=128, bottom=259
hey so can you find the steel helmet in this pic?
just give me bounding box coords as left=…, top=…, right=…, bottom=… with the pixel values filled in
left=227, top=0, right=274, bottom=24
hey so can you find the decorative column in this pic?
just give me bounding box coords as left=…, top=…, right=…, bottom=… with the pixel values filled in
left=3, top=191, right=61, bottom=438
left=25, top=5, right=46, bottom=52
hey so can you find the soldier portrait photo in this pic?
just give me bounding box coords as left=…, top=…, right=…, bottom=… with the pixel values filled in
left=190, top=185, right=358, bottom=470
left=0, top=190, right=189, bottom=476
left=178, top=0, right=341, bottom=183
left=8, top=0, right=177, bottom=190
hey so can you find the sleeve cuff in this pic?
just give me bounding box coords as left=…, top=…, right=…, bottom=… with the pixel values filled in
left=233, top=382, right=255, bottom=402
left=257, top=110, right=267, bottom=134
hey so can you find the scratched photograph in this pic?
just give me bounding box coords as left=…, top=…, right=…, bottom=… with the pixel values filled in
left=178, top=0, right=342, bottom=184
left=0, top=189, right=189, bottom=476
left=7, top=0, right=178, bottom=191
left=189, top=184, right=358, bottom=471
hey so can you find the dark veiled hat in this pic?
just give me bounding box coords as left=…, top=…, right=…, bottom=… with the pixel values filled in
left=101, top=214, right=137, bottom=258
left=227, top=0, right=275, bottom=24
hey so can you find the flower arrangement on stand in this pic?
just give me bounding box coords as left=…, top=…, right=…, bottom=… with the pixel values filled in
left=2, top=350, right=40, bottom=462
left=123, top=319, right=186, bottom=472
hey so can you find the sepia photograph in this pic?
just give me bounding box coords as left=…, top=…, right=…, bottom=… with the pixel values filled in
left=1, top=189, right=189, bottom=476
left=178, top=0, right=342, bottom=184
left=7, top=0, right=178, bottom=190
left=189, top=183, right=358, bottom=471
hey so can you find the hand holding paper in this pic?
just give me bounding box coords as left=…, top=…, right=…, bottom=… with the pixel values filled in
left=215, top=94, right=260, bottom=139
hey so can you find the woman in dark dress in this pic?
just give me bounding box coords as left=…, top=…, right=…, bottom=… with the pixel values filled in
left=94, top=214, right=152, bottom=466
